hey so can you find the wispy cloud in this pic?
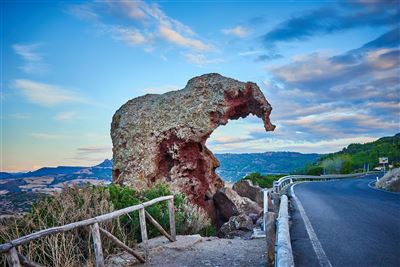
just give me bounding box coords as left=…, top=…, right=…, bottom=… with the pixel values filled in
left=184, top=53, right=223, bottom=66
left=107, top=26, right=147, bottom=45
left=70, top=146, right=112, bottom=163
left=12, top=43, right=50, bottom=75
left=13, top=79, right=87, bottom=106
left=29, top=133, right=71, bottom=140
left=54, top=111, right=76, bottom=121
left=222, top=26, right=248, bottom=38
left=68, top=1, right=211, bottom=51
left=159, top=26, right=210, bottom=51
left=262, top=29, right=400, bottom=143
left=262, top=2, right=399, bottom=47
left=9, top=113, right=31, bottom=119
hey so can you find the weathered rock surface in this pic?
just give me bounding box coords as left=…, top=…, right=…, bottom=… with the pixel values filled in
left=233, top=179, right=264, bottom=206
left=220, top=187, right=263, bottom=216
left=376, top=168, right=400, bottom=192
left=213, top=189, right=239, bottom=228
left=218, top=214, right=254, bottom=238
left=111, top=73, right=274, bottom=215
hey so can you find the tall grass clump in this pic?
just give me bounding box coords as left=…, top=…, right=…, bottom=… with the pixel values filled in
left=0, top=182, right=214, bottom=266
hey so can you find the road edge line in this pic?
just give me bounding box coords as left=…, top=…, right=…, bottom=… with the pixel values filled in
left=290, top=184, right=332, bottom=267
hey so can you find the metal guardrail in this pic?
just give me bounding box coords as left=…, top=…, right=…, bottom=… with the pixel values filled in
left=275, top=195, right=294, bottom=267
left=272, top=172, right=380, bottom=193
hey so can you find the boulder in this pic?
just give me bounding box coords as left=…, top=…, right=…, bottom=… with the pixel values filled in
left=232, top=180, right=263, bottom=206
left=221, top=188, right=263, bottom=217
left=213, top=189, right=239, bottom=228
left=376, top=168, right=400, bottom=192
left=218, top=214, right=254, bottom=238
left=111, top=73, right=275, bottom=216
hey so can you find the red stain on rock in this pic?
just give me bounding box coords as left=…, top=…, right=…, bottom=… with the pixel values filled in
left=111, top=73, right=274, bottom=218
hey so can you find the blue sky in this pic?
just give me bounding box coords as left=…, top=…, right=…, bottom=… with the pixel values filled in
left=1, top=0, right=399, bottom=172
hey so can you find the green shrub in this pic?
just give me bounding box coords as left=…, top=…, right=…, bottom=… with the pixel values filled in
left=243, top=172, right=285, bottom=188
left=0, top=182, right=213, bottom=267
left=306, top=165, right=324, bottom=175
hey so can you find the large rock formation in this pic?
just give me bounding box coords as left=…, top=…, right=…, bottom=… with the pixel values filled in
left=111, top=73, right=274, bottom=215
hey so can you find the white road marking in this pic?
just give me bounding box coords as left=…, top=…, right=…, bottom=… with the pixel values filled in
left=290, top=184, right=333, bottom=267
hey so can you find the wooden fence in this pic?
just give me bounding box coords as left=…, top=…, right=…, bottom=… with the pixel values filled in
left=0, top=195, right=176, bottom=267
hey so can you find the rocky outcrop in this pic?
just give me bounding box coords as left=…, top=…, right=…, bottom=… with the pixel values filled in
left=232, top=180, right=264, bottom=206
left=218, top=214, right=254, bottom=238
left=376, top=168, right=400, bottom=192
left=213, top=190, right=240, bottom=228
left=111, top=73, right=274, bottom=215
left=219, top=188, right=263, bottom=216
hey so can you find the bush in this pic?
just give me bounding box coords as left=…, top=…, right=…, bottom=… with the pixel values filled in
left=306, top=165, right=324, bottom=175
left=243, top=172, right=285, bottom=188
left=0, top=182, right=214, bottom=266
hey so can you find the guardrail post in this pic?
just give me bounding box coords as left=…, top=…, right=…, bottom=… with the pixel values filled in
left=90, top=223, right=104, bottom=267
left=263, top=190, right=269, bottom=231
left=168, top=198, right=176, bottom=241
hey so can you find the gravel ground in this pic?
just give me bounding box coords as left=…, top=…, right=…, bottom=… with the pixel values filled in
left=107, top=235, right=266, bottom=267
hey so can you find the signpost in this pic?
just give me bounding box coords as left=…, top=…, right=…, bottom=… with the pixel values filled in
left=379, top=157, right=388, bottom=174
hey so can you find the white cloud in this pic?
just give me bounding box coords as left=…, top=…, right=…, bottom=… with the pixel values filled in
left=159, top=26, right=210, bottom=51
left=12, top=43, right=49, bottom=75
left=184, top=53, right=223, bottom=65
left=9, top=113, right=31, bottom=119
left=108, top=26, right=147, bottom=45
left=70, top=145, right=112, bottom=164
left=69, top=1, right=211, bottom=52
left=30, top=133, right=71, bottom=140
left=54, top=111, right=76, bottom=121
left=239, top=50, right=261, bottom=56
left=13, top=79, right=87, bottom=106
left=222, top=26, right=248, bottom=38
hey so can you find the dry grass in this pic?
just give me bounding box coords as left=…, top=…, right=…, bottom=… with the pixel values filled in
left=0, top=183, right=215, bottom=266
left=179, top=198, right=212, bottom=235
left=0, top=185, right=130, bottom=267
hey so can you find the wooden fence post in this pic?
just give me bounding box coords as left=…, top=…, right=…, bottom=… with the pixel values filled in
left=6, top=247, right=21, bottom=267
left=139, top=207, right=149, bottom=258
left=168, top=198, right=176, bottom=241
left=90, top=223, right=104, bottom=267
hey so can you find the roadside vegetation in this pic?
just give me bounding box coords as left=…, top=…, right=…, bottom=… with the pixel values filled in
left=243, top=173, right=286, bottom=188
left=297, top=133, right=400, bottom=175
left=0, top=183, right=214, bottom=267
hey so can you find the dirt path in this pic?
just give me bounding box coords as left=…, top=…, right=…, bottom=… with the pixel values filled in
left=107, top=235, right=266, bottom=267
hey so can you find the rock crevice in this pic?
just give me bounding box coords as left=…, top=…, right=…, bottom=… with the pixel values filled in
left=111, top=73, right=274, bottom=214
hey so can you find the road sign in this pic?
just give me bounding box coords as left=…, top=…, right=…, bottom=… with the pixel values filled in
left=379, top=157, right=388, bottom=164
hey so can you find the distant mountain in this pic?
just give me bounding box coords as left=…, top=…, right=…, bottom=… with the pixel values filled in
left=23, top=166, right=85, bottom=177
left=215, top=152, right=320, bottom=182
left=0, top=172, right=14, bottom=179
left=94, top=159, right=113, bottom=168
left=1, top=151, right=322, bottom=186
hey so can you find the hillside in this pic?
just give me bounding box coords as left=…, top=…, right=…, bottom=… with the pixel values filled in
left=302, top=133, right=400, bottom=175
left=215, top=152, right=320, bottom=182
left=324, top=133, right=399, bottom=168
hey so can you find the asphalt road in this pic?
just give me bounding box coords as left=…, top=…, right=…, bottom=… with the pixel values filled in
left=289, top=173, right=400, bottom=267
